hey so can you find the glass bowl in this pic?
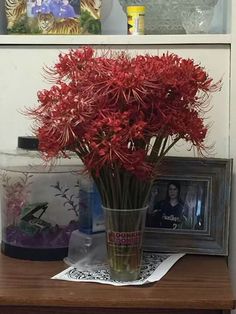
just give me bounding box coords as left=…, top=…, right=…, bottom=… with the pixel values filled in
left=118, top=0, right=186, bottom=34
left=119, top=0, right=218, bottom=35
left=180, top=0, right=219, bottom=34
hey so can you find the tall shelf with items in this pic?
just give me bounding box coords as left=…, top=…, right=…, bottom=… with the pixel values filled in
left=0, top=0, right=231, bottom=45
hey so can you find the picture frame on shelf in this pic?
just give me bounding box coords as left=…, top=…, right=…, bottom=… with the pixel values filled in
left=5, top=0, right=101, bottom=35
left=144, top=156, right=233, bottom=256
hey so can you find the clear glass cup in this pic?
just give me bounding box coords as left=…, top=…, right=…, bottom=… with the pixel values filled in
left=103, top=206, right=147, bottom=281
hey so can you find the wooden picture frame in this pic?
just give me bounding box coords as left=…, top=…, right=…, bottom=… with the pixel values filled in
left=144, top=156, right=233, bottom=256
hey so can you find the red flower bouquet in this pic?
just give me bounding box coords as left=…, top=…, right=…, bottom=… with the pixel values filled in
left=27, top=47, right=220, bottom=210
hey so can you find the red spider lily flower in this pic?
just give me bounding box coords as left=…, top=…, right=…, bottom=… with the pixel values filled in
left=26, top=47, right=221, bottom=208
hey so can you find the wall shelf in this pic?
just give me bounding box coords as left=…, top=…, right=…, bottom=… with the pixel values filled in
left=0, top=34, right=231, bottom=46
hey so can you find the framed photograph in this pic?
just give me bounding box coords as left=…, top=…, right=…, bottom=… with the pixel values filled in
left=144, top=156, right=233, bottom=256
left=5, top=0, right=101, bottom=35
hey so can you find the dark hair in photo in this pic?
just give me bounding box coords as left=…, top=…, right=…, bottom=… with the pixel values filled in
left=165, top=180, right=181, bottom=201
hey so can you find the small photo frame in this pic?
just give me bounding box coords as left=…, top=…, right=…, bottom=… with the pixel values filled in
left=144, top=156, right=233, bottom=256
left=5, top=0, right=101, bottom=35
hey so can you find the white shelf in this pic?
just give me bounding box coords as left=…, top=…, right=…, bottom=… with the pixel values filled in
left=0, top=34, right=232, bottom=46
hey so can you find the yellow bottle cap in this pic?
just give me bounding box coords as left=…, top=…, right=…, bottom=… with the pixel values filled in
left=127, top=5, right=145, bottom=14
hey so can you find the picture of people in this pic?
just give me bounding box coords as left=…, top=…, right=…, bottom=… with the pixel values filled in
left=7, top=0, right=101, bottom=35
left=27, top=0, right=79, bottom=18
left=146, top=179, right=207, bottom=230
left=55, top=0, right=76, bottom=18
left=29, top=0, right=50, bottom=17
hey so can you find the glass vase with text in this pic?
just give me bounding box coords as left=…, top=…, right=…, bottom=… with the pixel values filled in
left=104, top=206, right=147, bottom=281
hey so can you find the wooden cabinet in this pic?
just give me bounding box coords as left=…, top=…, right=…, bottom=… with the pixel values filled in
left=0, top=253, right=234, bottom=314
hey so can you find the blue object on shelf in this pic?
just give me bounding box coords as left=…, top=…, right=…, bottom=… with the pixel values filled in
left=78, top=175, right=104, bottom=234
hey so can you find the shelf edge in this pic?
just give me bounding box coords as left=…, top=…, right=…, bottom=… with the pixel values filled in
left=0, top=34, right=232, bottom=46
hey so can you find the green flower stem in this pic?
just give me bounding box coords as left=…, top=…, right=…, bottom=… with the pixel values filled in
left=149, top=139, right=161, bottom=161
left=161, top=136, right=181, bottom=157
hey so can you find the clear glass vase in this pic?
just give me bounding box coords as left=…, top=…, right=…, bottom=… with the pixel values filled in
left=103, top=206, right=147, bottom=281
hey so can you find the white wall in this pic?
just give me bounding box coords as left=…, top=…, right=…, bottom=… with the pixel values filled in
left=0, top=45, right=230, bottom=153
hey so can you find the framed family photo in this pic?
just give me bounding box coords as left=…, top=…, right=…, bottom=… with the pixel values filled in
left=144, top=156, right=233, bottom=256
left=5, top=0, right=101, bottom=35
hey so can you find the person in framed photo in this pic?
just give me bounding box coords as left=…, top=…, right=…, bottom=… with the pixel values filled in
left=58, top=0, right=76, bottom=18
left=31, top=0, right=50, bottom=16
left=49, top=0, right=61, bottom=17
left=146, top=180, right=188, bottom=229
